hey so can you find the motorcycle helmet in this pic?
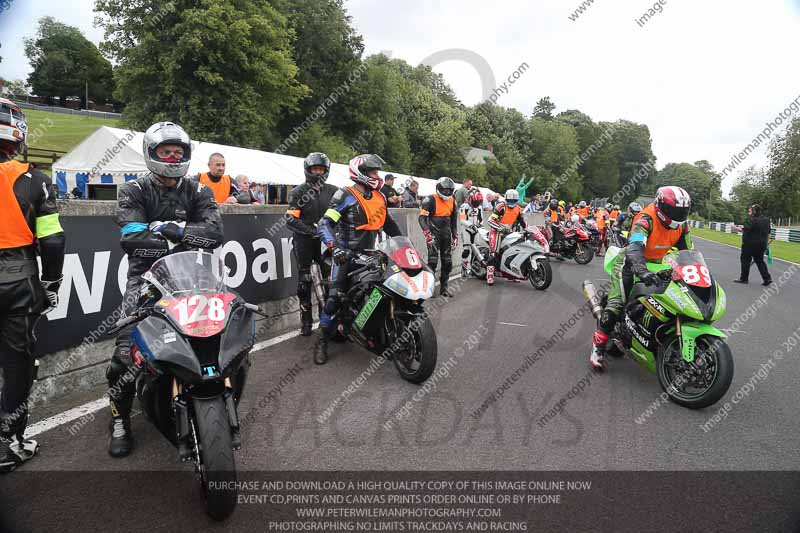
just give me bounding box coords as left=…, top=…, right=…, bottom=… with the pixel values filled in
left=349, top=154, right=385, bottom=190
left=655, top=186, right=691, bottom=229
left=504, top=189, right=519, bottom=207
left=0, top=98, right=27, bottom=157
left=303, top=152, right=330, bottom=183
left=558, top=200, right=566, bottom=208
left=468, top=187, right=483, bottom=208
left=578, top=200, right=587, bottom=209
left=436, top=177, right=455, bottom=200
left=549, top=199, right=559, bottom=210
left=143, top=121, right=192, bottom=179
left=605, top=203, right=612, bottom=210
left=628, top=202, right=643, bottom=215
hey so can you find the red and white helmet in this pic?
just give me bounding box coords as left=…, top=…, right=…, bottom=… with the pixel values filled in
left=0, top=98, right=27, bottom=156
left=468, top=187, right=483, bottom=208
left=655, top=186, right=691, bottom=229
left=349, top=154, right=385, bottom=190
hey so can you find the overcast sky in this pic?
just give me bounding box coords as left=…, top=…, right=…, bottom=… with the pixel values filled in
left=1, top=0, right=799, bottom=194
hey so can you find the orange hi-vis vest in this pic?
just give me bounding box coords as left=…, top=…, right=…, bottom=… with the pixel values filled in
left=610, top=209, right=619, bottom=219
left=595, top=209, right=607, bottom=229
left=547, top=208, right=559, bottom=223
left=199, top=173, right=232, bottom=204
left=347, top=186, right=386, bottom=230
left=433, top=195, right=454, bottom=217
left=632, top=203, right=684, bottom=260
left=577, top=206, right=590, bottom=218
left=0, top=161, right=35, bottom=249
left=499, top=204, right=521, bottom=225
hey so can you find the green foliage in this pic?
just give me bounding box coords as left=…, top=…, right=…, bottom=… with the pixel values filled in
left=24, top=17, right=114, bottom=105
left=533, top=96, right=556, bottom=120
left=95, top=0, right=307, bottom=148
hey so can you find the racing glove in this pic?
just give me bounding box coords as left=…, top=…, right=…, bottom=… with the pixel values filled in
left=638, top=270, right=659, bottom=287
left=332, top=247, right=348, bottom=266
left=151, top=221, right=185, bottom=243
left=423, top=229, right=434, bottom=244
left=40, top=276, right=62, bottom=314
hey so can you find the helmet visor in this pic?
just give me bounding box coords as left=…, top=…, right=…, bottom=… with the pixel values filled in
left=661, top=203, right=689, bottom=223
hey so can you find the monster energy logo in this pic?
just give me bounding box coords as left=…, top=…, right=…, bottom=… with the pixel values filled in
left=354, top=288, right=382, bottom=330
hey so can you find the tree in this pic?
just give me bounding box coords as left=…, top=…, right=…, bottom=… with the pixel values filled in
left=95, top=0, right=308, bottom=148
left=3, top=79, right=29, bottom=98
left=532, top=96, right=556, bottom=120
left=766, top=117, right=800, bottom=218
left=24, top=17, right=114, bottom=107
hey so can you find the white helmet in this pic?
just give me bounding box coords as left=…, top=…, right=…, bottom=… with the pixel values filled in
left=0, top=98, right=27, bottom=156
left=143, top=121, right=192, bottom=179
left=504, top=189, right=519, bottom=207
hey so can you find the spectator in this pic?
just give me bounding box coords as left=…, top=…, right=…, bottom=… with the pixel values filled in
left=454, top=178, right=472, bottom=207
left=734, top=204, right=772, bottom=286
left=197, top=153, right=237, bottom=204
left=254, top=183, right=266, bottom=204
left=402, top=179, right=420, bottom=208
left=380, top=174, right=400, bottom=207
left=232, top=174, right=259, bottom=204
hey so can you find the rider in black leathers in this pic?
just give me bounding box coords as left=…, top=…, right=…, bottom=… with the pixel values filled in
left=107, top=122, right=223, bottom=458
left=315, top=154, right=402, bottom=364
left=286, top=153, right=338, bottom=336
left=419, top=177, right=458, bottom=297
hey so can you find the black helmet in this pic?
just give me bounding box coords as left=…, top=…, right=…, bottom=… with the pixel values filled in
left=304, top=152, right=330, bottom=183
left=436, top=177, right=455, bottom=200
left=549, top=199, right=558, bottom=210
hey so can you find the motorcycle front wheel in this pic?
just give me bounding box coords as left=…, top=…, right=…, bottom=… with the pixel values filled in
left=193, top=396, right=238, bottom=521
left=391, top=315, right=438, bottom=384
left=574, top=242, right=594, bottom=264
left=527, top=259, right=552, bottom=290
left=657, top=335, right=734, bottom=409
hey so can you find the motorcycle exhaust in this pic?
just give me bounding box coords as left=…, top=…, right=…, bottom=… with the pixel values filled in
left=582, top=280, right=604, bottom=320
left=310, top=263, right=327, bottom=306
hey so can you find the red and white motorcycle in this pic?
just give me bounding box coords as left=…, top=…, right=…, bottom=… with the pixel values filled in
left=463, top=224, right=552, bottom=290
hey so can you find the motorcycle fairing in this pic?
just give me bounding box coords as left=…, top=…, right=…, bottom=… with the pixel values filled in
left=383, top=270, right=435, bottom=300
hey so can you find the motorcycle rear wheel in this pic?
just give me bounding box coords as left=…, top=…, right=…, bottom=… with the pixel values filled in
left=193, top=396, right=237, bottom=521
left=470, top=247, right=489, bottom=280
left=392, top=316, right=438, bottom=384
left=657, top=335, right=734, bottom=409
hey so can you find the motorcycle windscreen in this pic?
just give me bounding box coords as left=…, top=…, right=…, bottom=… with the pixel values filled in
left=159, top=292, right=237, bottom=337
left=383, top=271, right=435, bottom=300
left=379, top=236, right=424, bottom=270
left=665, top=249, right=712, bottom=288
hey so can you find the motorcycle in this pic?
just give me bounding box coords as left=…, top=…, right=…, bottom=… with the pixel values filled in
left=110, top=251, right=262, bottom=521
left=608, top=226, right=627, bottom=248
left=583, top=247, right=734, bottom=408
left=548, top=218, right=594, bottom=264
left=324, top=236, right=438, bottom=383
left=463, top=224, right=552, bottom=290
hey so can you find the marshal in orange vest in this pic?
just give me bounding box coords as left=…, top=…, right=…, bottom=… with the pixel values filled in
left=347, top=186, right=386, bottom=230
left=631, top=203, right=685, bottom=260
left=499, top=204, right=521, bottom=225
left=198, top=172, right=233, bottom=204
left=0, top=160, right=35, bottom=249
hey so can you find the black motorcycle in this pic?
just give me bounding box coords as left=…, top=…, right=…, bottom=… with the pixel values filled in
left=548, top=220, right=594, bottom=264
left=324, top=236, right=438, bottom=383
left=110, top=251, right=262, bottom=521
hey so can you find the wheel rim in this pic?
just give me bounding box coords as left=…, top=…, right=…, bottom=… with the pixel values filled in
left=393, top=320, right=423, bottom=376
left=576, top=244, right=591, bottom=262
left=529, top=263, right=546, bottom=288
left=660, top=338, right=720, bottom=401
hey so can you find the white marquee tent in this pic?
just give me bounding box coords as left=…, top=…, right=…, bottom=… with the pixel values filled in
left=52, top=126, right=496, bottom=200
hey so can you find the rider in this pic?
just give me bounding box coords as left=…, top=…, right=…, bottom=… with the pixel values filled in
left=486, top=189, right=526, bottom=285
left=108, top=122, right=224, bottom=457
left=316, top=154, right=402, bottom=364
left=0, top=98, right=65, bottom=473
left=594, top=204, right=610, bottom=254
left=420, top=177, right=459, bottom=297
left=576, top=201, right=590, bottom=220
left=609, top=204, right=620, bottom=222
left=542, top=199, right=561, bottom=243
left=459, top=187, right=484, bottom=274
left=286, top=153, right=338, bottom=336
left=589, top=187, right=693, bottom=370
left=616, top=202, right=642, bottom=233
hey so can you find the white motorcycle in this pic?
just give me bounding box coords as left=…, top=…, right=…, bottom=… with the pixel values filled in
left=462, top=224, right=552, bottom=290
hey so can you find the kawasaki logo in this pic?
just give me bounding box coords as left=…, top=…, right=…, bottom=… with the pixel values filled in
left=625, top=315, right=650, bottom=348
left=354, top=288, right=382, bottom=330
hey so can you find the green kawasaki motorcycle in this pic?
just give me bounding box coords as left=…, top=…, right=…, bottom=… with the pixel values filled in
left=583, top=247, right=734, bottom=409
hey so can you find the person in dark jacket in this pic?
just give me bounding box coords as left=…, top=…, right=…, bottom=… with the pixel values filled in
left=107, top=122, right=224, bottom=458
left=734, top=204, right=772, bottom=286
left=419, top=177, right=459, bottom=297
left=402, top=179, right=420, bottom=208
left=0, top=98, right=66, bottom=473
left=380, top=174, right=400, bottom=207
left=286, top=153, right=338, bottom=336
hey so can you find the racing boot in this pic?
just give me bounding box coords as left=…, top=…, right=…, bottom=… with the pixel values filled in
left=108, top=409, right=134, bottom=458
left=314, top=330, right=329, bottom=365
left=300, top=304, right=313, bottom=337
left=440, top=282, right=453, bottom=298
left=589, top=330, right=608, bottom=371
left=486, top=265, right=495, bottom=286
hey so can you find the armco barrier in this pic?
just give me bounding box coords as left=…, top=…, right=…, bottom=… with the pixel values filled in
left=6, top=203, right=543, bottom=406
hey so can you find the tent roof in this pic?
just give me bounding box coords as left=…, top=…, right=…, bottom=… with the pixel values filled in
left=52, top=126, right=497, bottom=197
